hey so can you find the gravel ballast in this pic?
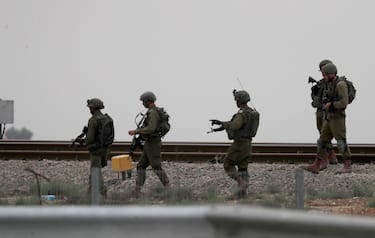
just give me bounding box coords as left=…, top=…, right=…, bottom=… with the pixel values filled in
left=2, top=159, right=375, bottom=203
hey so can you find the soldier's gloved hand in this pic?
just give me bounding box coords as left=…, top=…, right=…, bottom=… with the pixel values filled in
left=210, top=119, right=223, bottom=126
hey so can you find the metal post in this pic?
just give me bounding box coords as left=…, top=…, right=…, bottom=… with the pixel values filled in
left=91, top=167, right=101, bottom=205
left=295, top=168, right=304, bottom=209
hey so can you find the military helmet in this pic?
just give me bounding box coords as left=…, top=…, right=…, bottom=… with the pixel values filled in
left=140, top=91, right=156, bottom=102
left=319, top=59, right=332, bottom=70
left=87, top=98, right=104, bottom=109
left=321, top=63, right=338, bottom=75
left=234, top=90, right=250, bottom=103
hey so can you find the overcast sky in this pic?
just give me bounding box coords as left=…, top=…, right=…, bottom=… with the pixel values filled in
left=1, top=0, right=374, bottom=143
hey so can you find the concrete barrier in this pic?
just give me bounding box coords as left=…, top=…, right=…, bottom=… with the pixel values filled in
left=1, top=205, right=375, bottom=238
left=0, top=206, right=214, bottom=238
left=208, top=206, right=375, bottom=238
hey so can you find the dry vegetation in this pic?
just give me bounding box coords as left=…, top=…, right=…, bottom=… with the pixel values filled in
left=1, top=159, right=375, bottom=216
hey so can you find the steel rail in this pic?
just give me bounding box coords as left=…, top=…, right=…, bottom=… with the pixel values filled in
left=1, top=141, right=375, bottom=163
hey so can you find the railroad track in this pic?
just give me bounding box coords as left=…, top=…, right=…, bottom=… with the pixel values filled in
left=1, top=141, right=375, bottom=163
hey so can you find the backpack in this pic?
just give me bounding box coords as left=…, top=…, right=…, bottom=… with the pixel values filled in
left=248, top=109, right=260, bottom=138
left=155, top=107, right=170, bottom=137
left=98, top=113, right=114, bottom=147
left=226, top=108, right=260, bottom=140
left=339, top=76, right=356, bottom=104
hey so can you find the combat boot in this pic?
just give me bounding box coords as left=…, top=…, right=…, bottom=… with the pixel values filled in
left=301, top=157, right=322, bottom=174
left=328, top=150, right=338, bottom=164
left=234, top=180, right=246, bottom=199
left=236, top=173, right=249, bottom=199
left=336, top=159, right=352, bottom=174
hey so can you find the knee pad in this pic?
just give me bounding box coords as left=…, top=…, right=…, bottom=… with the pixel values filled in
left=326, top=141, right=333, bottom=150
left=337, top=139, right=348, bottom=154
left=238, top=168, right=249, bottom=177
left=224, top=167, right=238, bottom=180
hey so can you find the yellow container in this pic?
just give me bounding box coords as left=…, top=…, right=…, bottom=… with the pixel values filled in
left=111, top=154, right=135, bottom=171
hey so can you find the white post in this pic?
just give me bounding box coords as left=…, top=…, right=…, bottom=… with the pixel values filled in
left=91, top=167, right=101, bottom=205
left=295, top=168, right=304, bottom=209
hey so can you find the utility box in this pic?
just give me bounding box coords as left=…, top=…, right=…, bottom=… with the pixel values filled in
left=111, top=154, right=135, bottom=171
left=0, top=100, right=14, bottom=124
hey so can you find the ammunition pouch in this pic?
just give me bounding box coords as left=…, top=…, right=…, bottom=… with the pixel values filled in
left=337, top=139, right=348, bottom=154
left=226, top=128, right=235, bottom=140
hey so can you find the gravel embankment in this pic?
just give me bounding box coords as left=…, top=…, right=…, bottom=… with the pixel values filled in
left=2, top=159, right=375, bottom=202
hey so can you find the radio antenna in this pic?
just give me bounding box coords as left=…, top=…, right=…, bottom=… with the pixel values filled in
left=236, top=77, right=245, bottom=90
left=236, top=77, right=257, bottom=111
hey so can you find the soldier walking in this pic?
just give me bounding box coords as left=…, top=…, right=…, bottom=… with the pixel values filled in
left=128, top=92, right=170, bottom=197
left=303, top=63, right=352, bottom=174
left=85, top=98, right=113, bottom=199
left=210, top=90, right=259, bottom=198
left=310, top=59, right=338, bottom=170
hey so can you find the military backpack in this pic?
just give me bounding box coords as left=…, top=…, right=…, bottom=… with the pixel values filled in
left=338, top=76, right=356, bottom=104
left=98, top=113, right=115, bottom=147
left=226, top=108, right=260, bottom=140
left=156, top=107, right=170, bottom=137
left=248, top=109, right=260, bottom=138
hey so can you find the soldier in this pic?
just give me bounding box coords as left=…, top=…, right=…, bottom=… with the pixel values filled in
left=303, top=63, right=352, bottom=174
left=85, top=98, right=111, bottom=198
left=310, top=59, right=338, bottom=170
left=128, top=91, right=170, bottom=197
left=211, top=90, right=259, bottom=198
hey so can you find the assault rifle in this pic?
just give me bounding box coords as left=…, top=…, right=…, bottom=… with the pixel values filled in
left=207, top=89, right=238, bottom=134
left=71, top=126, right=88, bottom=147
left=207, top=119, right=225, bottom=134
left=308, top=76, right=317, bottom=84
left=129, top=112, right=146, bottom=156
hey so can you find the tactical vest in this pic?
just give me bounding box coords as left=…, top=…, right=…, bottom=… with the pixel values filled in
left=227, top=107, right=259, bottom=140
left=322, top=77, right=348, bottom=112
left=142, top=107, right=162, bottom=139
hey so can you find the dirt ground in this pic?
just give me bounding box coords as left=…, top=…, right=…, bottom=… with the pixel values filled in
left=306, top=197, right=375, bottom=217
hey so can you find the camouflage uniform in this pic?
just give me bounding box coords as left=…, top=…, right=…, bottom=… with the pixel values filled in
left=210, top=90, right=258, bottom=198
left=313, top=79, right=338, bottom=169
left=135, top=105, right=169, bottom=189
left=303, top=63, right=352, bottom=174
left=318, top=79, right=351, bottom=161
left=85, top=103, right=109, bottom=196
left=222, top=107, right=253, bottom=190
left=311, top=59, right=338, bottom=169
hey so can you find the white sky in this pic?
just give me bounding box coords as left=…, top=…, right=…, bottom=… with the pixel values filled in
left=1, top=0, right=374, bottom=143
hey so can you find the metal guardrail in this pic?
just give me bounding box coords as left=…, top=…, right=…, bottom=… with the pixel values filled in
left=1, top=205, right=375, bottom=238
